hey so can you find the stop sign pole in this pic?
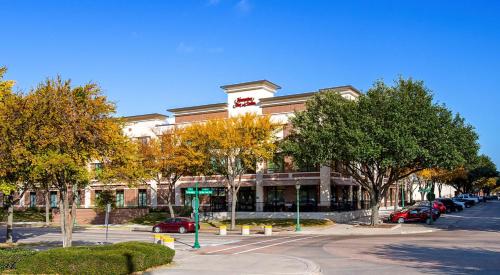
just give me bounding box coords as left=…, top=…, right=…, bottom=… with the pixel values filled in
left=193, top=182, right=201, bottom=249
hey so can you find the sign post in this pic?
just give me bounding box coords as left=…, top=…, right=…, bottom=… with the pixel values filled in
left=193, top=182, right=201, bottom=249
left=105, top=203, right=111, bottom=242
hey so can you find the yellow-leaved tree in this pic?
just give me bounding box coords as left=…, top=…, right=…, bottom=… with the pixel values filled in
left=134, top=127, right=205, bottom=217
left=184, top=113, right=279, bottom=230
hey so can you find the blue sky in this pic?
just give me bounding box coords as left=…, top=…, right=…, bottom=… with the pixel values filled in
left=1, top=0, right=499, bottom=166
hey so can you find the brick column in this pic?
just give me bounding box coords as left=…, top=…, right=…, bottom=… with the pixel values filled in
left=319, top=166, right=331, bottom=209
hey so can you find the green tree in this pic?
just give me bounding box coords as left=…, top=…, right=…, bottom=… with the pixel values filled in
left=282, top=78, right=479, bottom=225
left=0, top=67, right=35, bottom=243
left=27, top=77, right=127, bottom=247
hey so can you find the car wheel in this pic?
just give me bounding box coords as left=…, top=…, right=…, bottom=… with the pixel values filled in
left=153, top=226, right=161, bottom=233
left=178, top=226, right=186, bottom=234
left=397, top=218, right=405, bottom=224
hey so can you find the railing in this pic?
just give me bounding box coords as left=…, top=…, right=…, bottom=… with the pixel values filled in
left=197, top=200, right=373, bottom=213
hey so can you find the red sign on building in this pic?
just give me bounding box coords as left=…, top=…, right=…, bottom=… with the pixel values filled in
left=233, top=97, right=256, bottom=108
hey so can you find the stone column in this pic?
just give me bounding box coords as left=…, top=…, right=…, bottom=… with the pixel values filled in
left=150, top=180, right=158, bottom=209
left=357, top=185, right=362, bottom=210
left=84, top=186, right=91, bottom=208
left=348, top=185, right=353, bottom=209
left=255, top=161, right=265, bottom=212
left=319, top=166, right=331, bottom=209
left=174, top=184, right=182, bottom=206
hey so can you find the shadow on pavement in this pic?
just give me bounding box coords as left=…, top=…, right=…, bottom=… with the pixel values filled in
left=369, top=243, right=500, bottom=274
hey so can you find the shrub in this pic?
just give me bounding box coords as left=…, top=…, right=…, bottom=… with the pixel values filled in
left=15, top=242, right=174, bottom=275
left=0, top=248, right=37, bottom=272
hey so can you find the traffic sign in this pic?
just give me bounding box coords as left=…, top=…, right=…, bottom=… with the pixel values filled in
left=185, top=187, right=213, bottom=195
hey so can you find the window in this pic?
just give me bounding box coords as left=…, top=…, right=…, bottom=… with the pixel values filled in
left=75, top=191, right=81, bottom=207
left=116, top=190, right=124, bottom=207
left=95, top=190, right=102, bottom=201
left=50, top=191, right=58, bottom=208
left=138, top=189, right=147, bottom=207
left=30, top=192, right=36, bottom=208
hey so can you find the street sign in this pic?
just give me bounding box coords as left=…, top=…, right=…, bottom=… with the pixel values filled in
left=185, top=187, right=213, bottom=195
left=418, top=187, right=431, bottom=193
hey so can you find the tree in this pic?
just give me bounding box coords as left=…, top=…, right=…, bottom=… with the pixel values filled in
left=282, top=78, right=479, bottom=225
left=184, top=113, right=278, bottom=230
left=134, top=127, right=204, bottom=217
left=27, top=77, right=127, bottom=247
left=0, top=67, right=35, bottom=243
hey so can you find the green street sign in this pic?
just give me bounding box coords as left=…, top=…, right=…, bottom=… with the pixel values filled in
left=419, top=187, right=431, bottom=193
left=185, top=187, right=213, bottom=195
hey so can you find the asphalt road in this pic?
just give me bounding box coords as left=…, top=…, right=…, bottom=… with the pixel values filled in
left=171, top=201, right=500, bottom=274
left=1, top=201, right=499, bottom=274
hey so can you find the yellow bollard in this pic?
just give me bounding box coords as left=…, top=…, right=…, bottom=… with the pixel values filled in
left=264, top=225, right=272, bottom=236
left=161, top=235, right=175, bottom=250
left=219, top=225, right=227, bottom=236
left=241, top=225, right=250, bottom=236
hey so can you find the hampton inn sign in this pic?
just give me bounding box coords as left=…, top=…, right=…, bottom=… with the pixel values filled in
left=233, top=97, right=257, bottom=108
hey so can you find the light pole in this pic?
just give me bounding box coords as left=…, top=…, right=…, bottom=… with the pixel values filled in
left=295, top=180, right=301, bottom=232
left=193, top=182, right=200, bottom=249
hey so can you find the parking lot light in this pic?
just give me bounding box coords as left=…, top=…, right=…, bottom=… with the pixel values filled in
left=295, top=180, right=301, bottom=232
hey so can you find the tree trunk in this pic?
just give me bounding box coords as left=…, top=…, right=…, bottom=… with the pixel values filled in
left=370, top=198, right=380, bottom=226
left=438, top=184, right=442, bottom=198
left=394, top=184, right=399, bottom=211
left=59, top=189, right=74, bottom=248
left=167, top=198, right=175, bottom=218
left=230, top=185, right=237, bottom=230
left=6, top=201, right=14, bottom=243
left=45, top=190, right=50, bottom=226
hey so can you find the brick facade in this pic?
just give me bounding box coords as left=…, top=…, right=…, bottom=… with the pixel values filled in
left=176, top=110, right=228, bottom=123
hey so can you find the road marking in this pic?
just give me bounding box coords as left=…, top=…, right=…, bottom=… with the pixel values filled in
left=205, top=236, right=297, bottom=254
left=232, top=235, right=322, bottom=255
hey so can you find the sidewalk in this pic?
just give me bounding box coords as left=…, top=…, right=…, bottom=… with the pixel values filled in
left=146, top=250, right=321, bottom=275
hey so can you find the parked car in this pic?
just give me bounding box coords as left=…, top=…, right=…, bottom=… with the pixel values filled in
left=450, top=199, right=466, bottom=209
left=456, top=194, right=480, bottom=204
left=453, top=198, right=474, bottom=208
left=389, top=207, right=439, bottom=223
left=153, top=217, right=198, bottom=234
left=416, top=201, right=447, bottom=214
left=437, top=198, right=463, bottom=212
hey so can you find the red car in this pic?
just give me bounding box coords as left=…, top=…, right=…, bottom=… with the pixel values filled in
left=418, top=201, right=447, bottom=214
left=434, top=201, right=447, bottom=214
left=389, top=207, right=439, bottom=223
left=153, top=217, right=198, bottom=234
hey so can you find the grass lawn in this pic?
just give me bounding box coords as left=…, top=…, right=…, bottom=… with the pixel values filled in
left=130, top=211, right=332, bottom=230
left=0, top=208, right=47, bottom=223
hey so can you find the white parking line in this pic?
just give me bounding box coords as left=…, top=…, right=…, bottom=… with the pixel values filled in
left=206, top=236, right=297, bottom=254
left=233, top=235, right=322, bottom=255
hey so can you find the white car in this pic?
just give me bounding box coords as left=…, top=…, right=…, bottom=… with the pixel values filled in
left=451, top=199, right=466, bottom=209
left=456, top=194, right=480, bottom=203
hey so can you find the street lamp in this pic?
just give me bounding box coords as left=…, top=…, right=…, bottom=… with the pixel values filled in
left=295, top=180, right=301, bottom=232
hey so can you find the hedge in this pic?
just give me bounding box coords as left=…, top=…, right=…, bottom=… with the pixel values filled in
left=0, top=248, right=37, bottom=272
left=14, top=242, right=175, bottom=275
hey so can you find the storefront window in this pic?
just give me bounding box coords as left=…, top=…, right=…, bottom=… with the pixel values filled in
left=138, top=189, right=147, bottom=207
left=30, top=192, right=36, bottom=208
left=116, top=190, right=124, bottom=207
left=50, top=191, right=58, bottom=208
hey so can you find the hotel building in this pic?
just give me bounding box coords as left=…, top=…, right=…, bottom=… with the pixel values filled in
left=13, top=80, right=403, bottom=219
